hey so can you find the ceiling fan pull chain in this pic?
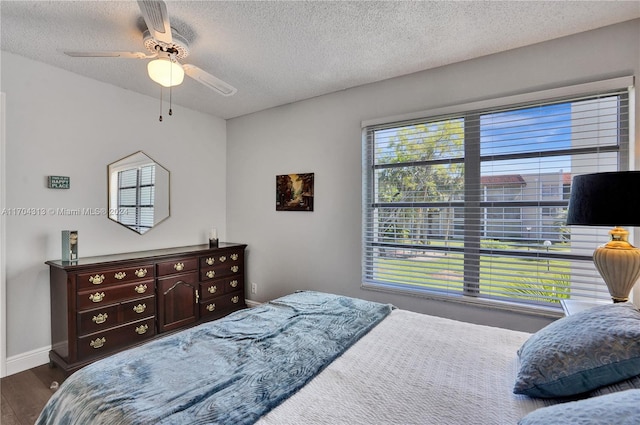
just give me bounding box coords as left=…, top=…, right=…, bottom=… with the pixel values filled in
left=159, top=86, right=163, bottom=122
left=169, top=57, right=174, bottom=116
left=169, top=86, right=173, bottom=116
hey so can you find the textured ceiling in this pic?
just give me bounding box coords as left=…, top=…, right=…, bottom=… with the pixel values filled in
left=1, top=1, right=639, bottom=119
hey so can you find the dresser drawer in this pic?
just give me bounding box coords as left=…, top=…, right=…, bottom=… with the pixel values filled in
left=77, top=304, right=120, bottom=336
left=199, top=281, right=223, bottom=300
left=199, top=276, right=243, bottom=301
left=77, top=317, right=155, bottom=361
left=77, top=295, right=156, bottom=336
left=76, top=264, right=154, bottom=290
left=200, top=262, right=242, bottom=282
left=77, top=280, right=154, bottom=311
left=122, top=296, right=156, bottom=323
left=199, top=250, right=243, bottom=268
left=199, top=290, right=244, bottom=318
left=225, top=276, right=242, bottom=292
left=156, top=258, right=198, bottom=276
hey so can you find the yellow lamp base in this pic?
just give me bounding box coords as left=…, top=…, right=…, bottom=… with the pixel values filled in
left=593, top=226, right=640, bottom=303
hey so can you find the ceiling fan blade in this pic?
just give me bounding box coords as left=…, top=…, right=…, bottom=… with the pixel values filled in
left=183, top=64, right=237, bottom=97
left=137, top=0, right=172, bottom=44
left=64, top=51, right=156, bottom=59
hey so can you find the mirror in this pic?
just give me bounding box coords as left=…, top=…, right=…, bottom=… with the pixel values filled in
left=108, top=151, right=170, bottom=234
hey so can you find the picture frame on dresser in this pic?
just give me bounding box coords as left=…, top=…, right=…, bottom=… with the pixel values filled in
left=45, top=243, right=247, bottom=375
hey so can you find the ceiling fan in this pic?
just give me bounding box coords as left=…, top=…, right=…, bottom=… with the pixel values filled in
left=64, top=0, right=237, bottom=98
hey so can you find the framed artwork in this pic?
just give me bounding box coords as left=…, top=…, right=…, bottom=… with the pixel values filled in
left=276, top=173, right=314, bottom=211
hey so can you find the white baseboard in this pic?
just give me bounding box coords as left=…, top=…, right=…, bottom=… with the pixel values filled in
left=5, top=345, right=50, bottom=376
left=246, top=299, right=262, bottom=308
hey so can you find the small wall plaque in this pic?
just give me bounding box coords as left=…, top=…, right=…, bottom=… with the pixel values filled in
left=48, top=176, right=70, bottom=189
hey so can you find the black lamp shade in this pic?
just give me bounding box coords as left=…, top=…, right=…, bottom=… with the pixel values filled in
left=566, top=171, right=640, bottom=226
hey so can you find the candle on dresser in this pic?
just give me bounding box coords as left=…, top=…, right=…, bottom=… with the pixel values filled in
left=209, top=228, right=219, bottom=248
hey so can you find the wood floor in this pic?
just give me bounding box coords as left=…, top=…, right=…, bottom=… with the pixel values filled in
left=1, top=364, right=66, bottom=425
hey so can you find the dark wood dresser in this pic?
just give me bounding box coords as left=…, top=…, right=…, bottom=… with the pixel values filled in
left=46, top=243, right=247, bottom=374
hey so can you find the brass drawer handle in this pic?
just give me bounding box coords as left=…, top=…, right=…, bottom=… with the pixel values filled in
left=231, top=295, right=239, bottom=304
left=205, top=257, right=215, bottom=266
left=134, top=284, right=148, bottom=294
left=92, top=313, right=108, bottom=324
left=206, top=270, right=216, bottom=279
left=89, top=274, right=105, bottom=285
left=174, top=262, right=184, bottom=272
left=133, top=303, right=146, bottom=314
left=231, top=266, right=239, bottom=273
left=219, top=256, right=227, bottom=263
left=135, top=324, right=148, bottom=335
left=90, top=337, right=106, bottom=349
left=231, top=254, right=239, bottom=261
left=230, top=280, right=238, bottom=288
left=206, top=303, right=216, bottom=312
left=208, top=285, right=217, bottom=294
left=89, top=292, right=105, bottom=303
left=114, top=271, right=126, bottom=280
left=135, top=268, right=148, bottom=278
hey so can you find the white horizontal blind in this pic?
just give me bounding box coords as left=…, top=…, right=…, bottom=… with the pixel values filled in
left=363, top=86, right=630, bottom=309
left=117, top=165, right=156, bottom=232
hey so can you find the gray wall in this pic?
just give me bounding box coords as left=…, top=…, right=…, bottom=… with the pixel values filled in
left=226, top=19, right=640, bottom=332
left=1, top=51, right=228, bottom=371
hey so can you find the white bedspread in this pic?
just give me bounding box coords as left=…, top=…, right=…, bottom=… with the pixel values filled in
left=258, top=309, right=552, bottom=425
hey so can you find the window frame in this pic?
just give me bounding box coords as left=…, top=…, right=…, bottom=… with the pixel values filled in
left=361, top=77, right=634, bottom=314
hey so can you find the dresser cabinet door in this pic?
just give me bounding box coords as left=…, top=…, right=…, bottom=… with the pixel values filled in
left=157, top=272, right=199, bottom=332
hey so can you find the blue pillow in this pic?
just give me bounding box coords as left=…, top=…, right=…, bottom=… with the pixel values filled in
left=514, top=303, right=640, bottom=398
left=518, top=389, right=640, bottom=425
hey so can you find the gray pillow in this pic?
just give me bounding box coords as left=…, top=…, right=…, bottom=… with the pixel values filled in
left=514, top=303, right=640, bottom=398
left=518, top=389, right=640, bottom=425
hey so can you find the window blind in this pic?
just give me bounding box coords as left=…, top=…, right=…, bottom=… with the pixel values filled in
left=363, top=85, right=630, bottom=309
left=117, top=165, right=156, bottom=233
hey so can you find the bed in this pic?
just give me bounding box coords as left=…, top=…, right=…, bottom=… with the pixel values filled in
left=36, top=291, right=640, bottom=425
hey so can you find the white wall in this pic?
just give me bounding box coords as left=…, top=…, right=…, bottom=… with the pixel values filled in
left=1, top=51, right=227, bottom=374
left=227, top=19, right=640, bottom=332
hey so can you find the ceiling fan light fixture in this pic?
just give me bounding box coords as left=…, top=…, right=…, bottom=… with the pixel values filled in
left=147, top=56, right=184, bottom=87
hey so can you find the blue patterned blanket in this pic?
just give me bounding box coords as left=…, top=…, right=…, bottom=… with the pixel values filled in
left=36, top=291, right=393, bottom=425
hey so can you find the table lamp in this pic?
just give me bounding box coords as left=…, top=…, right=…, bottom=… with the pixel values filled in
left=566, top=171, right=640, bottom=303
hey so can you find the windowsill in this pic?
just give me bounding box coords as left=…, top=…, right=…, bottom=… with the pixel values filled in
left=361, top=281, right=565, bottom=319
left=560, top=299, right=611, bottom=316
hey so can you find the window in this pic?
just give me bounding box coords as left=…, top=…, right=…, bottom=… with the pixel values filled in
left=363, top=80, right=631, bottom=311
left=117, top=164, right=156, bottom=233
